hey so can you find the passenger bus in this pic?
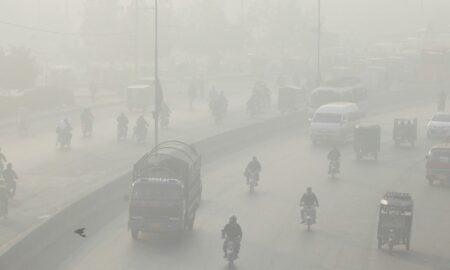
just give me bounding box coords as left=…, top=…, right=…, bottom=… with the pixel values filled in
left=308, top=77, right=368, bottom=115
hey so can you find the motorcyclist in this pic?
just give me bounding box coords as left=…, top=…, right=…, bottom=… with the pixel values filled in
left=0, top=179, right=8, bottom=218
left=0, top=148, right=7, bottom=173
left=222, top=215, right=242, bottom=258
left=135, top=116, right=149, bottom=141
left=2, top=163, right=18, bottom=197
left=80, top=108, right=94, bottom=136
left=56, top=118, right=72, bottom=147
left=300, top=187, right=319, bottom=223
left=327, top=146, right=341, bottom=174
left=245, top=157, right=261, bottom=184
left=117, top=112, right=129, bottom=139
left=210, top=91, right=228, bottom=123
left=159, top=102, right=172, bottom=128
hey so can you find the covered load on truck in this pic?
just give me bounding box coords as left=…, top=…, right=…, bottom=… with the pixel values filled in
left=129, top=140, right=202, bottom=239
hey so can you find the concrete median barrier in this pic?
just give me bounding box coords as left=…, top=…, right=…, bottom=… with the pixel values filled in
left=0, top=110, right=307, bottom=270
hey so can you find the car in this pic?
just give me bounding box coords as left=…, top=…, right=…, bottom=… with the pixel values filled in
left=310, top=102, right=363, bottom=144
left=425, top=143, right=450, bottom=185
left=426, top=112, right=450, bottom=139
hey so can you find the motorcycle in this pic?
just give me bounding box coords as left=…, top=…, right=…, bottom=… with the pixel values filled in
left=302, top=206, right=316, bottom=231
left=117, top=123, right=128, bottom=141
left=81, top=120, right=93, bottom=137
left=56, top=131, right=72, bottom=149
left=134, top=125, right=148, bottom=144
left=6, top=181, right=16, bottom=198
left=247, top=171, right=259, bottom=192
left=329, top=159, right=340, bottom=178
left=224, top=238, right=238, bottom=265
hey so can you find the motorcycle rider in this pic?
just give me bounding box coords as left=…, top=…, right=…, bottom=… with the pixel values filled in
left=0, top=148, right=7, bottom=173
left=300, top=187, right=319, bottom=223
left=135, top=116, right=149, bottom=141
left=117, top=112, right=129, bottom=139
left=80, top=107, right=94, bottom=136
left=2, top=163, right=18, bottom=197
left=327, top=146, right=341, bottom=174
left=222, top=215, right=242, bottom=258
left=244, top=157, right=261, bottom=184
left=56, top=118, right=72, bottom=147
left=159, top=102, right=172, bottom=128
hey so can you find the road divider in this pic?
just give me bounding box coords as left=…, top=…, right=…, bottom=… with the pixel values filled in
left=0, top=110, right=307, bottom=270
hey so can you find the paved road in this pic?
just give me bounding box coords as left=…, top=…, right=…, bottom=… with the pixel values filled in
left=0, top=77, right=268, bottom=248
left=54, top=103, right=450, bottom=270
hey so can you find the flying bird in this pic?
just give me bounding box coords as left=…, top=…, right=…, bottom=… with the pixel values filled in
left=74, top=228, right=86, bottom=238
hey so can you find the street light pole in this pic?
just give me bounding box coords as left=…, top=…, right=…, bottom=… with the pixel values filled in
left=134, top=0, right=139, bottom=77
left=154, top=0, right=159, bottom=146
left=316, top=0, right=321, bottom=84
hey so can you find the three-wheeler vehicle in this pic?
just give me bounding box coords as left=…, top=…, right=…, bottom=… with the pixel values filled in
left=278, top=85, right=306, bottom=114
left=377, top=192, right=413, bottom=254
left=354, top=124, right=381, bottom=160
left=126, top=84, right=154, bottom=112
left=393, top=118, right=417, bottom=147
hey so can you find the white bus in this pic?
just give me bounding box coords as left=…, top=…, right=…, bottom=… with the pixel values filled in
left=308, top=77, right=368, bottom=115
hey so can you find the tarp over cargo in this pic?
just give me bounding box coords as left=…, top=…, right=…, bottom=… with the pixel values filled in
left=133, top=140, right=201, bottom=182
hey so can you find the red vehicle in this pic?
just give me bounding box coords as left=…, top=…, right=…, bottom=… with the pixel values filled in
left=426, top=143, right=450, bottom=185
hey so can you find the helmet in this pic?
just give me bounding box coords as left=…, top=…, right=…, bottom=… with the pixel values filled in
left=229, top=215, right=237, bottom=223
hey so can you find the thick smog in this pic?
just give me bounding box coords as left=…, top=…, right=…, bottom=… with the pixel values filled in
left=0, top=1, right=449, bottom=270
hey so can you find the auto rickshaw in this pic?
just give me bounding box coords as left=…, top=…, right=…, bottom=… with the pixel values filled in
left=126, top=84, right=153, bottom=112
left=377, top=192, right=413, bottom=254
left=393, top=118, right=417, bottom=147
left=354, top=124, right=381, bottom=160
left=278, top=85, right=306, bottom=114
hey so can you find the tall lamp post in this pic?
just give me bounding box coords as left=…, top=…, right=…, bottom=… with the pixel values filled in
left=316, top=0, right=322, bottom=85
left=154, top=0, right=160, bottom=146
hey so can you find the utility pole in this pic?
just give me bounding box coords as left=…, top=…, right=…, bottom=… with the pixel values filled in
left=134, top=0, right=139, bottom=78
left=154, top=0, right=160, bottom=146
left=241, top=0, right=244, bottom=23
left=317, top=0, right=322, bottom=85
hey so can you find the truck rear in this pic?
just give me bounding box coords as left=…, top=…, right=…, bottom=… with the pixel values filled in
left=128, top=141, right=202, bottom=239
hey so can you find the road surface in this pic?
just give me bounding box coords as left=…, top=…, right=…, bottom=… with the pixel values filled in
left=53, top=103, right=450, bottom=270
left=0, top=77, right=268, bottom=247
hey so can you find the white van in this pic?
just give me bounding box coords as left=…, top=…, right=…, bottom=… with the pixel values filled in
left=310, top=102, right=363, bottom=143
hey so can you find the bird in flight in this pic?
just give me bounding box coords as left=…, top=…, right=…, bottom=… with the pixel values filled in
left=74, top=228, right=86, bottom=238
